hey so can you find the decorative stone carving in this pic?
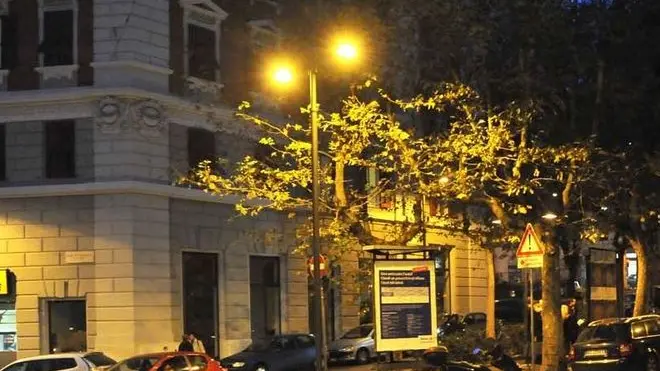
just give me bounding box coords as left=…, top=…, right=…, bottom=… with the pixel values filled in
left=94, top=96, right=167, bottom=136
left=132, top=99, right=166, bottom=136
left=95, top=96, right=125, bottom=134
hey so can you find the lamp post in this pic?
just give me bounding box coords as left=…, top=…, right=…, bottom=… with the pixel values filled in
left=270, top=37, right=360, bottom=371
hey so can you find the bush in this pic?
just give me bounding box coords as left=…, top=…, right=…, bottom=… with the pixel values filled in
left=438, top=323, right=527, bottom=361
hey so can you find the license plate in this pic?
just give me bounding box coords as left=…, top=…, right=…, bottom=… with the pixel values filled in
left=584, top=349, right=607, bottom=358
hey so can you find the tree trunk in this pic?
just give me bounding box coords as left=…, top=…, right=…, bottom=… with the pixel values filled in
left=630, top=237, right=648, bottom=316
left=485, top=248, right=497, bottom=338
left=540, top=228, right=564, bottom=371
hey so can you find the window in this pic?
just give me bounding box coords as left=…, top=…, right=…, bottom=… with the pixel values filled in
left=187, top=128, right=216, bottom=169
left=295, top=335, right=315, bottom=349
left=49, top=358, right=77, bottom=371
left=187, top=24, right=216, bottom=80
left=45, top=299, right=86, bottom=353
left=114, top=357, right=161, bottom=371
left=181, top=0, right=227, bottom=81
left=0, top=124, right=5, bottom=181
left=0, top=303, right=17, bottom=351
left=83, top=353, right=116, bottom=368
left=38, top=0, right=77, bottom=67
left=2, top=363, right=25, bottom=371
left=0, top=11, right=17, bottom=70
left=45, top=120, right=76, bottom=179
left=186, top=356, right=207, bottom=371
left=645, top=319, right=660, bottom=336
left=158, top=356, right=188, bottom=371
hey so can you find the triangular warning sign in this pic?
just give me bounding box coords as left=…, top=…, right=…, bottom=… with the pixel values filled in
left=516, top=223, right=545, bottom=257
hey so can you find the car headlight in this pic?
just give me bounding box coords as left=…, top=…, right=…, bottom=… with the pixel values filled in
left=231, top=362, right=246, bottom=368
left=340, top=346, right=355, bottom=352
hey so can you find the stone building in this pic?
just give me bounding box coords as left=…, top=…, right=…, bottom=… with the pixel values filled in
left=0, top=0, right=494, bottom=367
left=0, top=0, right=323, bottom=365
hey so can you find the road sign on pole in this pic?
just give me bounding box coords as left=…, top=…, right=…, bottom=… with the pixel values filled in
left=516, top=223, right=545, bottom=269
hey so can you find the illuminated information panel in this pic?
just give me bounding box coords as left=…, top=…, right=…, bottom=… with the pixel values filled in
left=374, top=260, right=437, bottom=352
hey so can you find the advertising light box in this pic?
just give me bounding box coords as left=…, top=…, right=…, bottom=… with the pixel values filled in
left=373, top=260, right=437, bottom=352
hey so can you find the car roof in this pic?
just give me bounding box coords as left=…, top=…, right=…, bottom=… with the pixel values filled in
left=588, top=314, right=660, bottom=327
left=2, top=352, right=99, bottom=368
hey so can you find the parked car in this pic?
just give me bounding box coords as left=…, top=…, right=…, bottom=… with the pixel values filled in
left=108, top=352, right=222, bottom=371
left=220, top=334, right=316, bottom=371
left=567, top=314, right=660, bottom=371
left=438, top=313, right=487, bottom=338
left=1, top=352, right=116, bottom=371
left=328, top=324, right=374, bottom=364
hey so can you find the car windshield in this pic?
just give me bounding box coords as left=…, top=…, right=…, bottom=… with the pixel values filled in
left=84, top=353, right=117, bottom=367
left=246, top=337, right=288, bottom=352
left=577, top=324, right=627, bottom=343
left=108, top=356, right=162, bottom=371
left=342, top=326, right=372, bottom=339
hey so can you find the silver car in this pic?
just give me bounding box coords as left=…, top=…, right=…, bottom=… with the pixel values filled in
left=328, top=324, right=375, bottom=364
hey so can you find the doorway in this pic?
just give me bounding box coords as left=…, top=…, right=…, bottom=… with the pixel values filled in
left=182, top=252, right=219, bottom=357
left=249, top=256, right=281, bottom=341
left=40, top=299, right=86, bottom=354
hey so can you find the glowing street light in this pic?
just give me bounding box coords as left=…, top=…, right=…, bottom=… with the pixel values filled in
left=268, top=34, right=361, bottom=371
left=336, top=42, right=358, bottom=60
left=273, top=67, right=293, bottom=84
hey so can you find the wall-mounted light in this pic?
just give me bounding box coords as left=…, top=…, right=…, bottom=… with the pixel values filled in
left=492, top=219, right=502, bottom=225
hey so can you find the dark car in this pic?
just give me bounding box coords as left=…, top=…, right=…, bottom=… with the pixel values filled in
left=567, top=314, right=660, bottom=371
left=220, top=334, right=317, bottom=371
left=438, top=313, right=487, bottom=338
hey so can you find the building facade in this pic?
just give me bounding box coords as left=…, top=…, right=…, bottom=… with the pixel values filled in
left=0, top=0, right=322, bottom=365
left=0, top=0, right=491, bottom=366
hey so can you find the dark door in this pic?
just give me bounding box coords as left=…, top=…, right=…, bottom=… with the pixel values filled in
left=250, top=256, right=281, bottom=341
left=47, top=300, right=86, bottom=353
left=182, top=252, right=219, bottom=357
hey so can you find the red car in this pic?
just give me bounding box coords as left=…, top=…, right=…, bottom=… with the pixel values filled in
left=108, top=352, right=226, bottom=371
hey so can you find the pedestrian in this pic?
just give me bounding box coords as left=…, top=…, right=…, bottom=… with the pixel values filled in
left=189, top=333, right=206, bottom=354
left=178, top=334, right=193, bottom=352
left=563, top=304, right=580, bottom=350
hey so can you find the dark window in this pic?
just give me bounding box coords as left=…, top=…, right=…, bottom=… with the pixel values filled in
left=187, top=128, right=216, bottom=169
left=83, top=353, right=116, bottom=368
left=47, top=300, right=86, bottom=353
left=295, top=335, right=315, bottom=348
left=645, top=320, right=659, bottom=336
left=0, top=14, right=18, bottom=70
left=341, top=325, right=373, bottom=339
left=188, top=24, right=217, bottom=80
left=158, top=356, right=188, bottom=371
left=49, top=359, right=77, bottom=371
left=250, top=256, right=281, bottom=341
left=0, top=124, right=5, bottom=181
left=41, top=10, right=74, bottom=66
left=113, top=356, right=161, bottom=371
left=186, top=355, right=207, bottom=371
left=45, top=120, right=76, bottom=179
left=2, top=362, right=26, bottom=371
left=577, top=324, right=628, bottom=342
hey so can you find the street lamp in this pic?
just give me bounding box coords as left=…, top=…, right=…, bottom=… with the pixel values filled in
left=270, top=37, right=361, bottom=371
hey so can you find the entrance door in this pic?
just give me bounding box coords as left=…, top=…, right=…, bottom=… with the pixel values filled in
left=182, top=252, right=219, bottom=356
left=43, top=299, right=86, bottom=353
left=250, top=256, right=281, bottom=341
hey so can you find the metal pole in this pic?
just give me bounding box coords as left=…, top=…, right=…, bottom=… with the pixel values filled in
left=529, top=269, right=535, bottom=371
left=310, top=70, right=326, bottom=371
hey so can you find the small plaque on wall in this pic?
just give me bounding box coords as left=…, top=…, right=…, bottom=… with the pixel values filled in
left=63, top=251, right=95, bottom=264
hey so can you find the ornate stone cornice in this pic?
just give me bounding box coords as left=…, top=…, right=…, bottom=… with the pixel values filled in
left=95, top=96, right=167, bottom=136
left=0, top=87, right=261, bottom=140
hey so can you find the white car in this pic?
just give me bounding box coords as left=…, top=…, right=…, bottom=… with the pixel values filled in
left=1, top=352, right=116, bottom=371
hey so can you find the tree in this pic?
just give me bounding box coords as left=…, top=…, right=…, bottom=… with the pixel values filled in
left=383, top=83, right=594, bottom=370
